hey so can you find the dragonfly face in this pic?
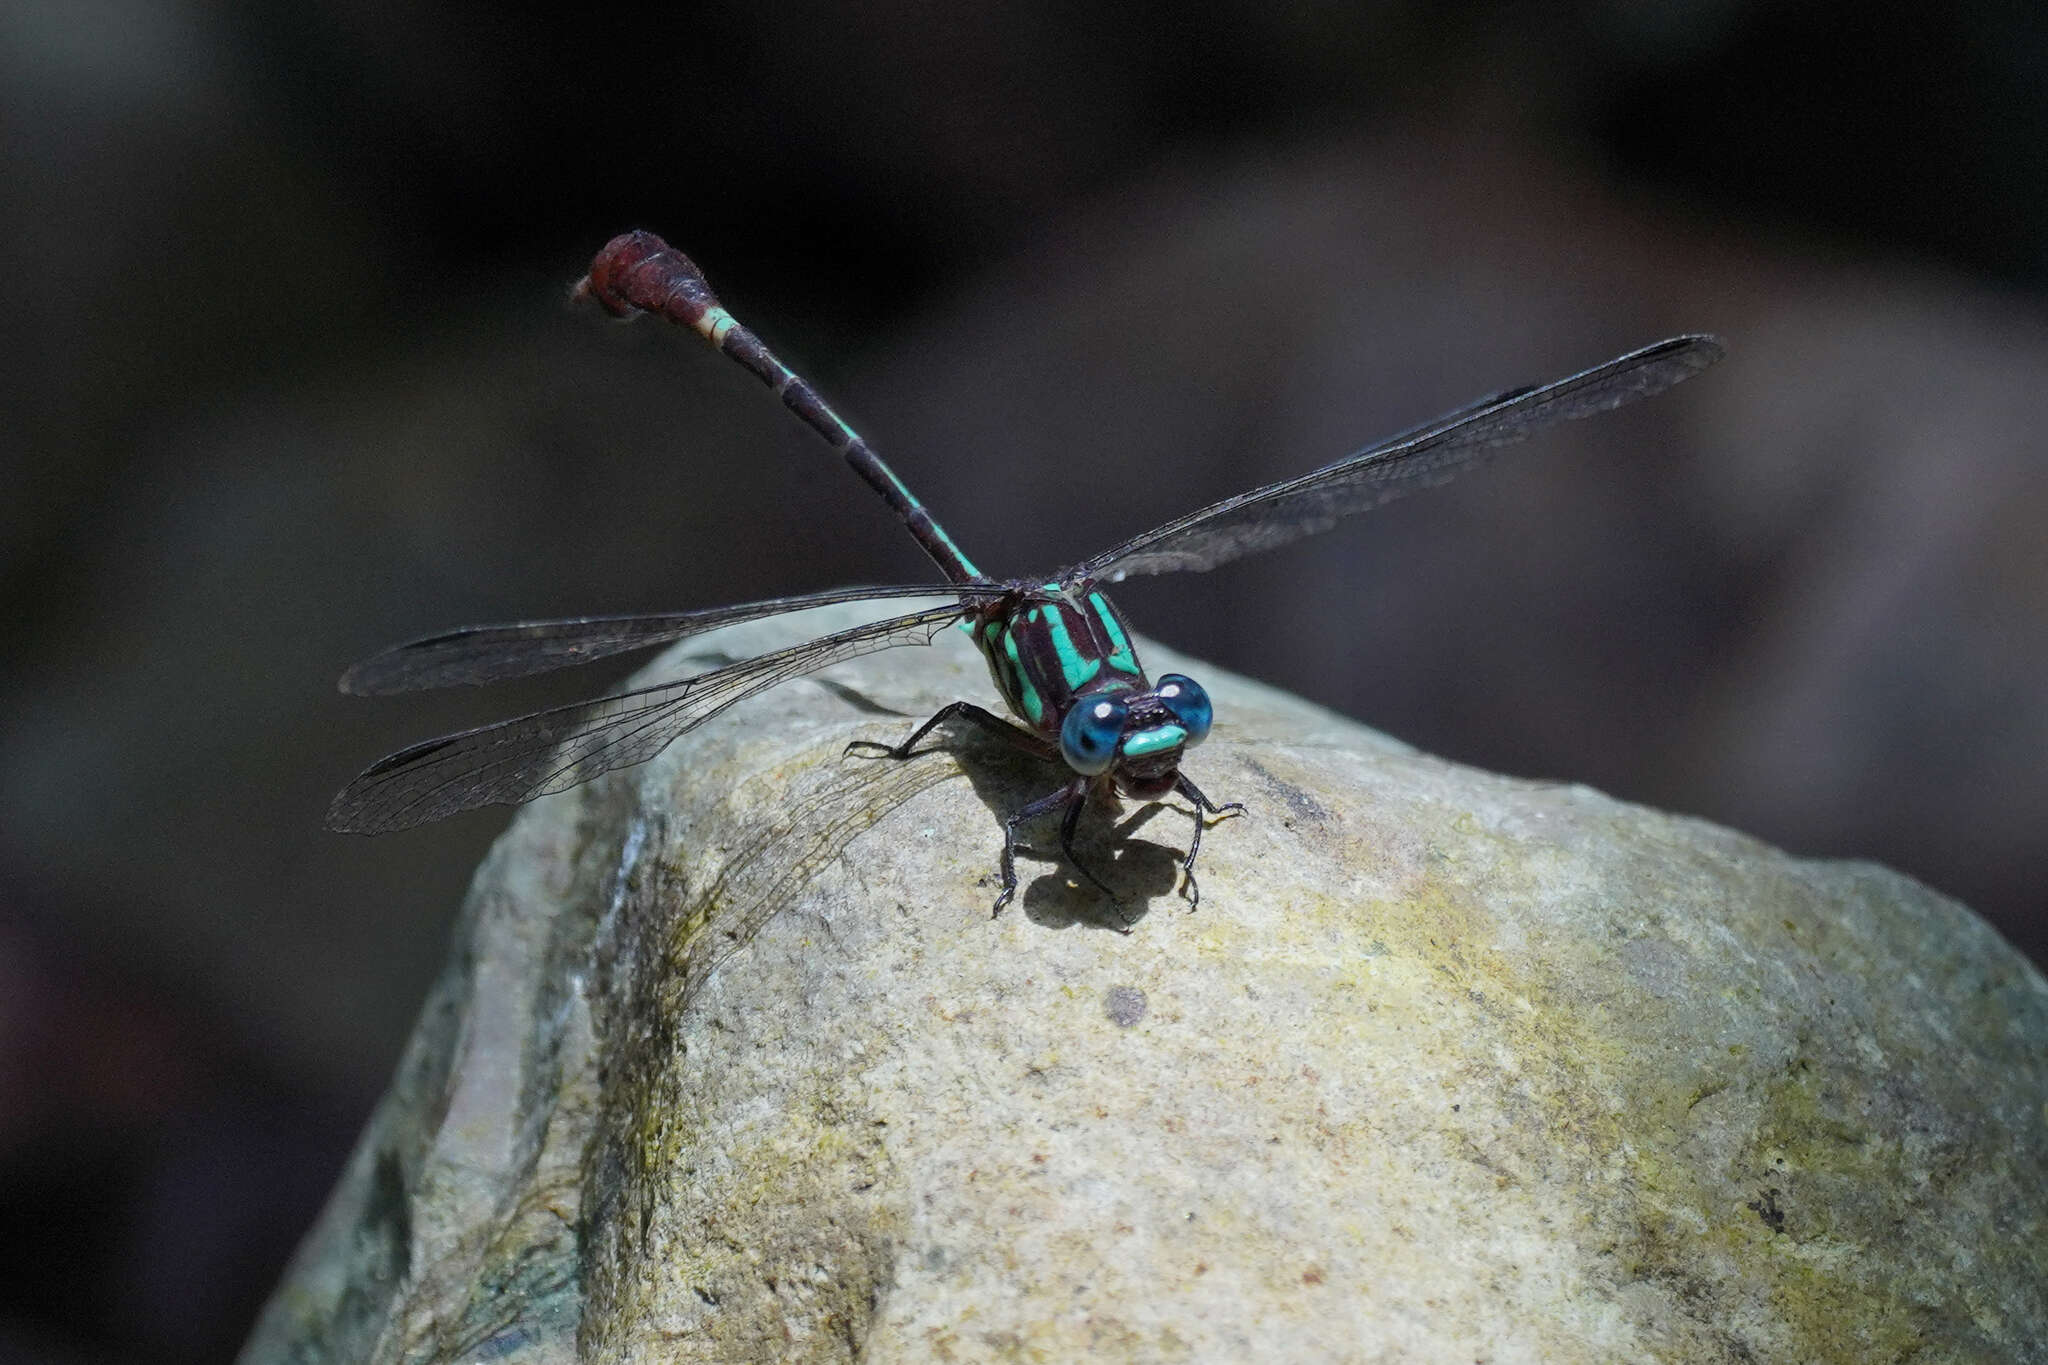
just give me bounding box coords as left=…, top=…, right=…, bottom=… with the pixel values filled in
left=1060, top=673, right=1216, bottom=800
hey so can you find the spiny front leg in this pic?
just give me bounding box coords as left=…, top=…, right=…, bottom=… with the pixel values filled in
left=845, top=700, right=1057, bottom=762
left=1173, top=774, right=1246, bottom=911
left=993, top=778, right=1089, bottom=919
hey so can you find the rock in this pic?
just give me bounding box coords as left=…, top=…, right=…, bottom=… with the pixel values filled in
left=242, top=603, right=2048, bottom=1364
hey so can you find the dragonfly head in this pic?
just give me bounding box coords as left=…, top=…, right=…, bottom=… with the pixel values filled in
left=1059, top=673, right=1214, bottom=798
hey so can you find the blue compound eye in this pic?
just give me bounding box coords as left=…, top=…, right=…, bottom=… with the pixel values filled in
left=1060, top=694, right=1128, bottom=775
left=1154, top=674, right=1213, bottom=747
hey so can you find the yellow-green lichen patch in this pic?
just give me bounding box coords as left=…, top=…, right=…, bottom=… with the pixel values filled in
left=1281, top=778, right=2034, bottom=1364
left=586, top=1069, right=908, bottom=1362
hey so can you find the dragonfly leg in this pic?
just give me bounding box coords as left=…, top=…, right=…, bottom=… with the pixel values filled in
left=993, top=778, right=1089, bottom=919
left=1057, top=788, right=1131, bottom=932
left=846, top=701, right=1056, bottom=762
left=1172, top=774, right=1246, bottom=911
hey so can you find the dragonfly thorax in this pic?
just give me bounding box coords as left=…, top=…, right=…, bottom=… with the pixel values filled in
left=966, top=582, right=1215, bottom=791
left=970, top=584, right=1147, bottom=735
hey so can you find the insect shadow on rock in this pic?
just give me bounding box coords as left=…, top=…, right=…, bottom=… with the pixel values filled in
left=889, top=711, right=1183, bottom=931
left=328, top=230, right=1724, bottom=928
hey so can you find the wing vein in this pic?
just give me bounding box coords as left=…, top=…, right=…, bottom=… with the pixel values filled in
left=328, top=604, right=967, bottom=832
left=1075, top=335, right=1723, bottom=583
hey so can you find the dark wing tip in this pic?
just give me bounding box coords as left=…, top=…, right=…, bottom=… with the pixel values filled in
left=336, top=660, right=383, bottom=696
left=324, top=804, right=378, bottom=835
left=1591, top=333, right=1726, bottom=403
left=1660, top=333, right=1727, bottom=369
left=324, top=733, right=470, bottom=832
left=335, top=626, right=492, bottom=696
left=324, top=784, right=381, bottom=833
left=337, top=659, right=419, bottom=697
left=336, top=642, right=434, bottom=697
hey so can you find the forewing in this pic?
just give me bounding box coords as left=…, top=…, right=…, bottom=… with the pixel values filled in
left=340, top=583, right=1012, bottom=694
left=1073, top=335, right=1723, bottom=583
left=327, top=603, right=968, bottom=833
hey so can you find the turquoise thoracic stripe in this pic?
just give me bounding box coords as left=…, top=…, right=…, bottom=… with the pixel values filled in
left=1000, top=626, right=1044, bottom=724
left=1088, top=592, right=1138, bottom=674
left=1042, top=604, right=1103, bottom=690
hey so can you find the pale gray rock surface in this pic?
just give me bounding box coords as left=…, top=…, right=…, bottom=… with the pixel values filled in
left=243, top=604, right=2048, bottom=1364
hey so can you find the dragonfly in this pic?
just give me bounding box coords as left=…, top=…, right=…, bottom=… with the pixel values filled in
left=329, top=229, right=1724, bottom=922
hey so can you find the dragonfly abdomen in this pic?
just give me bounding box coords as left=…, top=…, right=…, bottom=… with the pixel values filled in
left=579, top=231, right=984, bottom=585
left=973, top=588, right=1148, bottom=736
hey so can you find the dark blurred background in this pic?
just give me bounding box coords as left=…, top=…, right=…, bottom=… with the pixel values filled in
left=4, top=1, right=2046, bottom=1359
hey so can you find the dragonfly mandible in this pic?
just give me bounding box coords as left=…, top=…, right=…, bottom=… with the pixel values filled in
left=328, top=231, right=1724, bottom=923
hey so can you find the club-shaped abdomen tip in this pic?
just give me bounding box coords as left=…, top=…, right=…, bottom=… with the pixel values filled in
left=574, top=230, right=718, bottom=325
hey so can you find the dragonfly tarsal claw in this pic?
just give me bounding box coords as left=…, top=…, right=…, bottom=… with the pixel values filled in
left=1106, top=898, right=1136, bottom=934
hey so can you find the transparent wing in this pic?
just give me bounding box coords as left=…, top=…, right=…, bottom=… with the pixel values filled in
left=340, top=582, right=1017, bottom=694
left=1073, top=335, right=1723, bottom=583
left=327, top=603, right=968, bottom=833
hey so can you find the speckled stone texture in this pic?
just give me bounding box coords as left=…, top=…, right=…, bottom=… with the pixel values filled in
left=243, top=604, right=2048, bottom=1364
